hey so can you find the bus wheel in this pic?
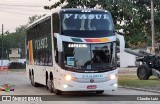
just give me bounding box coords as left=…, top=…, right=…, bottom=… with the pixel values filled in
left=96, top=90, right=104, bottom=94
left=52, top=79, right=61, bottom=95
left=47, top=79, right=53, bottom=93
left=31, top=73, right=39, bottom=87
left=54, top=89, right=61, bottom=95
left=137, top=64, right=151, bottom=80
left=31, top=74, right=34, bottom=86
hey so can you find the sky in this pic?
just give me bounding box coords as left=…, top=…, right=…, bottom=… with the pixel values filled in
left=0, top=0, right=58, bottom=32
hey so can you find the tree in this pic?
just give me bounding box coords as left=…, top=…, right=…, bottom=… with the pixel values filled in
left=0, top=15, right=43, bottom=59
left=28, top=15, right=44, bottom=24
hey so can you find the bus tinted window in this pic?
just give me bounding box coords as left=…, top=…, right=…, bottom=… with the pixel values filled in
left=34, top=50, right=52, bottom=66
left=27, top=17, right=51, bottom=41
left=62, top=13, right=113, bottom=31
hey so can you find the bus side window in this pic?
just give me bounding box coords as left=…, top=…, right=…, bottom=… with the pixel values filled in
left=40, top=51, right=43, bottom=66
left=34, top=51, right=37, bottom=65
left=48, top=52, right=53, bottom=66
left=44, top=51, right=48, bottom=66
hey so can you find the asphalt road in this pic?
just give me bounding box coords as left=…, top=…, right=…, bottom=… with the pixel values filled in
left=0, top=71, right=160, bottom=104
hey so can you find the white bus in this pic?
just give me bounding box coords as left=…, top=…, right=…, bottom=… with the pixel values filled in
left=26, top=8, right=118, bottom=95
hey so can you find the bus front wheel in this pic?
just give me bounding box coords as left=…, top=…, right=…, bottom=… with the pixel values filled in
left=51, top=79, right=61, bottom=95
left=53, top=89, right=61, bottom=95
left=47, top=79, right=54, bottom=93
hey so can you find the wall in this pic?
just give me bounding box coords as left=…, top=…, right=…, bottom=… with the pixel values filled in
left=118, top=51, right=136, bottom=67
left=0, top=60, right=9, bottom=66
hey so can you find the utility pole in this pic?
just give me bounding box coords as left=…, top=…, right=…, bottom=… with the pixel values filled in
left=151, top=0, right=155, bottom=54
left=1, top=24, right=4, bottom=70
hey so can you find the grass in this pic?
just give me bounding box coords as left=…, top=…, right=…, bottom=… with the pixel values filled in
left=8, top=69, right=26, bottom=72
left=118, top=75, right=160, bottom=90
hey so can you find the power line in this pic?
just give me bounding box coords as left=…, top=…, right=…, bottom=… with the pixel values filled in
left=0, top=3, right=44, bottom=7
left=0, top=20, right=27, bottom=22
left=0, top=7, right=50, bottom=12
left=0, top=9, right=46, bottom=16
left=0, top=10, right=33, bottom=16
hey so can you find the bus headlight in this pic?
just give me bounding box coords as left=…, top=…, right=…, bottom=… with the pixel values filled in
left=65, top=75, right=72, bottom=81
left=109, top=74, right=116, bottom=80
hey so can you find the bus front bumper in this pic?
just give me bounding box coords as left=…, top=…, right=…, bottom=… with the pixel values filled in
left=57, top=80, right=118, bottom=92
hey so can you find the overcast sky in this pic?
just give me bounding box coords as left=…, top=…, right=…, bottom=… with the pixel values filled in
left=0, top=0, right=58, bottom=32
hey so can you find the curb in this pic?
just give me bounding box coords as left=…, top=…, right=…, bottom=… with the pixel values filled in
left=119, top=86, right=160, bottom=94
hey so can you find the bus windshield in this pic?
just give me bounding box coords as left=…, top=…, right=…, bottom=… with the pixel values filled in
left=63, top=42, right=116, bottom=72
left=61, top=12, right=114, bottom=31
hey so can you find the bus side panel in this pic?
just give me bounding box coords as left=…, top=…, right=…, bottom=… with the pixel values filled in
left=52, top=63, right=66, bottom=90
left=34, top=66, right=46, bottom=85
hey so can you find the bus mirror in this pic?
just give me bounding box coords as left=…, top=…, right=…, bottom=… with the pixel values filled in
left=54, top=33, right=63, bottom=52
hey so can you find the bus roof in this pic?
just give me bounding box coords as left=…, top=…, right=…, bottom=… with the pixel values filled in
left=27, top=13, right=51, bottom=30
left=27, top=8, right=109, bottom=30
left=60, top=8, right=109, bottom=13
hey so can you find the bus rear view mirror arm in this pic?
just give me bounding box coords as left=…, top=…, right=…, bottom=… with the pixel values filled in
left=54, top=33, right=63, bottom=52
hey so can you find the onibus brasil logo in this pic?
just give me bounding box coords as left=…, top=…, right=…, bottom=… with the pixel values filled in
left=0, top=84, right=15, bottom=92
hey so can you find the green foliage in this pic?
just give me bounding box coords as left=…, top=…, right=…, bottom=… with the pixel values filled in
left=119, top=75, right=160, bottom=89
left=28, top=15, right=44, bottom=24
left=0, top=15, right=41, bottom=59
left=0, top=25, right=27, bottom=59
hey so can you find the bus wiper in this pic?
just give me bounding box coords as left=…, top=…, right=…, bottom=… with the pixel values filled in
left=65, top=65, right=75, bottom=68
left=65, top=65, right=80, bottom=70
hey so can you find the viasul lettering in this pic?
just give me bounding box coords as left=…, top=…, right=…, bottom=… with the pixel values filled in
left=82, top=75, right=103, bottom=78
left=64, top=14, right=109, bottom=20
left=35, top=37, right=48, bottom=50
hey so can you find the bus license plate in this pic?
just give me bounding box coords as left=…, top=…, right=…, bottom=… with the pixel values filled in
left=87, top=85, right=97, bottom=89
